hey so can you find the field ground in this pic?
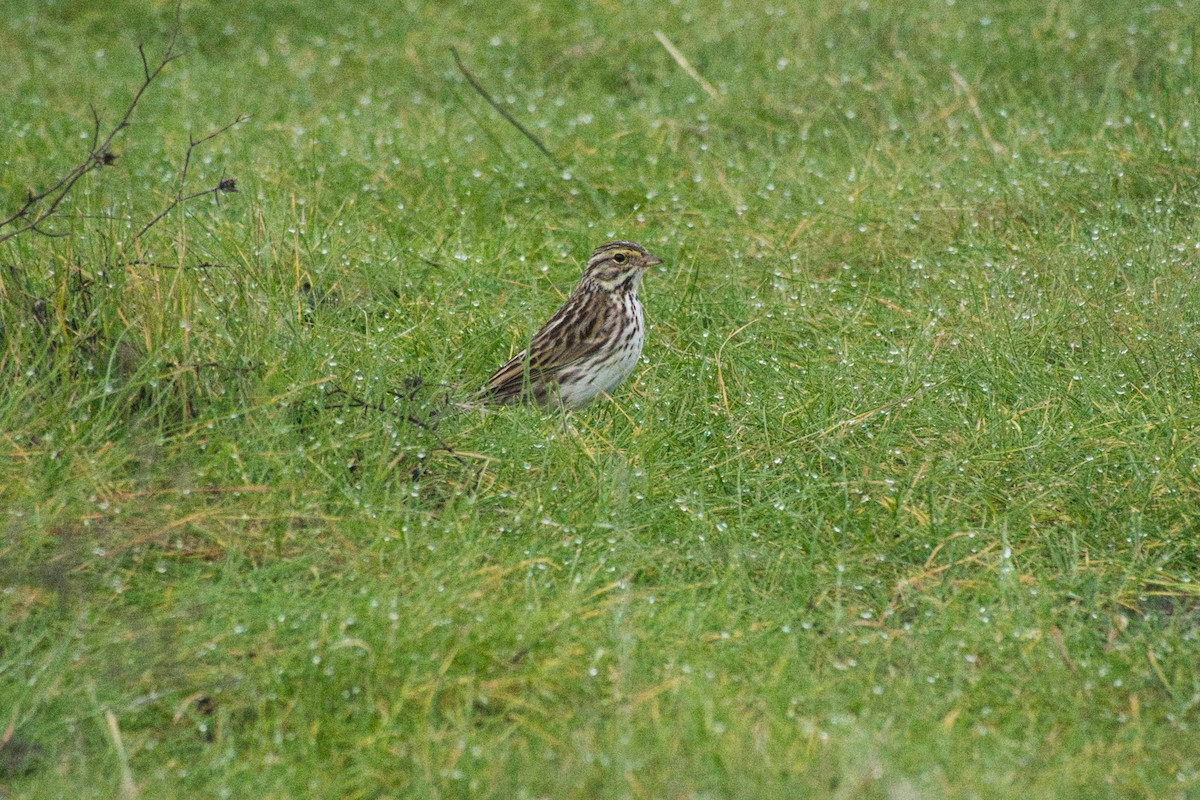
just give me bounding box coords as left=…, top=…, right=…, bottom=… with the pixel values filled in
left=2, top=1, right=1199, bottom=797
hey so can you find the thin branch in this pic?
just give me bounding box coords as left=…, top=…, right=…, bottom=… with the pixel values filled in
left=133, top=113, right=244, bottom=242
left=124, top=259, right=236, bottom=271
left=89, top=105, right=102, bottom=151
left=138, top=42, right=152, bottom=83
left=0, top=30, right=183, bottom=245
left=449, top=46, right=561, bottom=168
left=325, top=385, right=470, bottom=468
left=31, top=224, right=68, bottom=239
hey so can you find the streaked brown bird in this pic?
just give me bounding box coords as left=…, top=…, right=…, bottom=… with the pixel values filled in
left=479, top=240, right=663, bottom=410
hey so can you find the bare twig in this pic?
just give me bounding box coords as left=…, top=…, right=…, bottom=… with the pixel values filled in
left=88, top=105, right=103, bottom=153
left=133, top=115, right=246, bottom=240
left=2, top=1, right=241, bottom=249
left=0, top=31, right=183, bottom=245
left=124, top=259, right=236, bottom=271
left=653, top=30, right=719, bottom=101
left=449, top=46, right=561, bottom=168
left=325, top=384, right=470, bottom=468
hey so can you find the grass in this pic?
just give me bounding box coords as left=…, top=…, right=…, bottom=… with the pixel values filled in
left=2, top=0, right=1199, bottom=796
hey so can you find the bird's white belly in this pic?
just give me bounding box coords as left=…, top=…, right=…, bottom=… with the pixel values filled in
left=557, top=296, right=644, bottom=408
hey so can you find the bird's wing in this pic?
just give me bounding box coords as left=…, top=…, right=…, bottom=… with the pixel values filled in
left=481, top=290, right=611, bottom=401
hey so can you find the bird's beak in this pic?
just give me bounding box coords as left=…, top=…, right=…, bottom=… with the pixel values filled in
left=643, top=255, right=663, bottom=267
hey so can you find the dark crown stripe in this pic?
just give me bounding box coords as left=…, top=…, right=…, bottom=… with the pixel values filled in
left=591, top=240, right=646, bottom=257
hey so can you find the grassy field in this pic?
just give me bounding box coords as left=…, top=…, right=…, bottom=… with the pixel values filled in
left=3, top=0, right=1199, bottom=796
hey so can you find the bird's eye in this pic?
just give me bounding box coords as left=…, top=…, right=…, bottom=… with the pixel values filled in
left=613, top=253, right=627, bottom=263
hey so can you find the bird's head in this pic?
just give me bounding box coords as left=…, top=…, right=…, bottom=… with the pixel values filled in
left=581, top=240, right=663, bottom=291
